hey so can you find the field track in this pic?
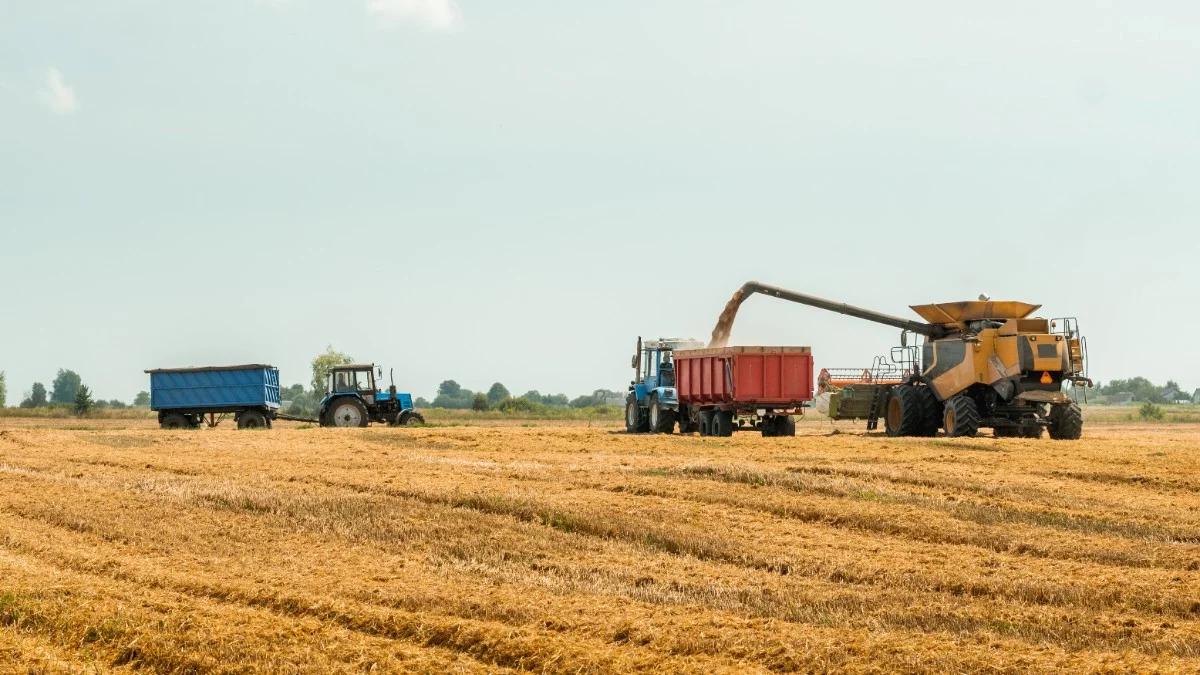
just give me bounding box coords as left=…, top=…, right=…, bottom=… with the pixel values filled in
left=1, top=419, right=1199, bottom=672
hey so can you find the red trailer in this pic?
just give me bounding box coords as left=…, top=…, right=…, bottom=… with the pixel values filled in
left=674, top=346, right=814, bottom=437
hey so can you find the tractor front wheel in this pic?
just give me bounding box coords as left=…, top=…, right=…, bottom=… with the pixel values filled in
left=625, top=398, right=648, bottom=434
left=1048, top=402, right=1083, bottom=440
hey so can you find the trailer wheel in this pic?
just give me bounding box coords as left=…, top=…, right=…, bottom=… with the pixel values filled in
left=713, top=410, right=734, bottom=437
left=778, top=415, right=796, bottom=437
left=698, top=411, right=713, bottom=436
left=761, top=416, right=776, bottom=437
left=161, top=413, right=189, bottom=430
left=237, top=410, right=269, bottom=430
left=1048, top=402, right=1083, bottom=440
left=649, top=396, right=675, bottom=434
left=326, top=398, right=369, bottom=428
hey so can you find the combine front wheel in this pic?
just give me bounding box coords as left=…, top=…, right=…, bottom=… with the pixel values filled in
left=1048, top=402, right=1083, bottom=440
left=885, top=385, right=927, bottom=437
left=942, top=395, right=980, bottom=438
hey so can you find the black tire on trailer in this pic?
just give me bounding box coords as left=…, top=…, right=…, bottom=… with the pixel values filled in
left=713, top=410, right=734, bottom=437
left=1048, top=402, right=1083, bottom=440
left=327, top=397, right=369, bottom=428
left=648, top=395, right=675, bottom=434
left=761, top=415, right=776, bottom=437
left=237, top=410, right=269, bottom=430
left=677, top=407, right=695, bottom=434
left=698, top=410, right=713, bottom=436
left=885, top=385, right=927, bottom=437
left=161, top=413, right=189, bottom=430
left=942, top=395, right=980, bottom=438
left=779, top=415, right=796, bottom=437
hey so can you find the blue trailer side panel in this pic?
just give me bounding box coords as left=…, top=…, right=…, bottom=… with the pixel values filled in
left=149, top=366, right=281, bottom=411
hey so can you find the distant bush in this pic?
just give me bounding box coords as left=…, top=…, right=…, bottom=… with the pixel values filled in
left=1139, top=402, right=1165, bottom=421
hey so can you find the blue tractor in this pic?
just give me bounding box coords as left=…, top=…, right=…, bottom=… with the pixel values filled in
left=320, top=364, right=425, bottom=427
left=626, top=337, right=703, bottom=434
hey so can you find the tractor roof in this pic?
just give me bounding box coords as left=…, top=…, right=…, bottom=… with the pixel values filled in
left=330, top=363, right=376, bottom=371
left=909, top=301, right=1040, bottom=324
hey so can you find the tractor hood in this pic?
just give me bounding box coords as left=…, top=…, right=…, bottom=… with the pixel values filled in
left=909, top=301, right=1041, bottom=324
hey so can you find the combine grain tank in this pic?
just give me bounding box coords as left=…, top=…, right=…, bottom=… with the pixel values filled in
left=674, top=346, right=813, bottom=437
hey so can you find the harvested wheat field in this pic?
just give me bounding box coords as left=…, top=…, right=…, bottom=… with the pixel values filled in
left=1, top=419, right=1199, bottom=673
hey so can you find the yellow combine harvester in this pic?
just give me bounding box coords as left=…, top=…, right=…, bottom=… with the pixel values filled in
left=718, top=282, right=1092, bottom=439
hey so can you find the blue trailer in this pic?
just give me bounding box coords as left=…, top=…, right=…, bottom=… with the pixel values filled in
left=146, top=364, right=282, bottom=429
left=147, top=362, right=424, bottom=430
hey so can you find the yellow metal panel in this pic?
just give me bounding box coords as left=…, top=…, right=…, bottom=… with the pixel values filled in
left=910, top=301, right=1041, bottom=323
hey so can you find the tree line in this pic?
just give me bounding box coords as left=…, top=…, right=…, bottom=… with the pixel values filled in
left=1095, top=377, right=1196, bottom=404
left=1, top=368, right=149, bottom=414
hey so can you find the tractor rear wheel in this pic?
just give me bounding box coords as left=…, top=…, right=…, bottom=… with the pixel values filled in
left=713, top=410, right=734, bottom=437
left=625, top=398, right=648, bottom=433
left=885, top=385, right=929, bottom=437
left=326, top=398, right=368, bottom=428
left=942, top=395, right=980, bottom=437
left=237, top=410, right=269, bottom=430
left=1048, top=402, right=1083, bottom=440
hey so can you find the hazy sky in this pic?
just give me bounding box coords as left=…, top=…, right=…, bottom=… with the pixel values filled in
left=3, top=1, right=1198, bottom=402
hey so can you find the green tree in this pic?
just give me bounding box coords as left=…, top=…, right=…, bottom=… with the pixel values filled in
left=471, top=392, right=489, bottom=411
left=438, top=380, right=462, bottom=397
left=415, top=396, right=431, bottom=408
left=486, top=382, right=511, bottom=405
left=50, top=369, right=82, bottom=404
left=133, top=390, right=151, bottom=407
left=74, top=384, right=94, bottom=416
left=0, top=370, right=6, bottom=408
left=311, top=346, right=353, bottom=395
left=22, top=382, right=48, bottom=408
left=433, top=380, right=475, bottom=408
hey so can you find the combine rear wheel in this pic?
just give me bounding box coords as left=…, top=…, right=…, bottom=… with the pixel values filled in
left=942, top=395, right=980, bottom=437
left=648, top=396, right=676, bottom=433
left=1048, top=402, right=1083, bottom=440
left=885, top=385, right=930, bottom=437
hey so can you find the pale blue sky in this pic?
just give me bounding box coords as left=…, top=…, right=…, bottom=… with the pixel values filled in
left=2, top=1, right=1198, bottom=402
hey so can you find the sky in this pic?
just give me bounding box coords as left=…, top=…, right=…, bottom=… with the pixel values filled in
left=2, top=1, right=1199, bottom=402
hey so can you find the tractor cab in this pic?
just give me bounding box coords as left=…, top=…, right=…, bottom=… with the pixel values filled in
left=328, top=364, right=381, bottom=404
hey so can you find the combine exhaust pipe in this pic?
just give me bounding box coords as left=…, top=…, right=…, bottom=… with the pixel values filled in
left=709, top=281, right=944, bottom=348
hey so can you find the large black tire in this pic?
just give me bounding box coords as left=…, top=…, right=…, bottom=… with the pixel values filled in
left=699, top=411, right=713, bottom=437
left=402, top=411, right=425, bottom=426
left=161, top=413, right=189, bottom=430
left=914, top=386, right=942, bottom=437
left=712, top=410, right=734, bottom=437
left=761, top=416, right=776, bottom=437
left=778, top=415, right=796, bottom=437
left=942, top=395, right=980, bottom=437
left=1048, top=402, right=1083, bottom=440
left=625, top=397, right=649, bottom=433
left=648, top=396, right=675, bottom=434
left=325, top=397, right=368, bottom=428
left=237, top=410, right=269, bottom=430
left=885, top=385, right=927, bottom=437
left=677, top=407, right=697, bottom=434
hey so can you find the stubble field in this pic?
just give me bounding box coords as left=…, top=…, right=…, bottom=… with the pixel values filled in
left=1, top=418, right=1198, bottom=673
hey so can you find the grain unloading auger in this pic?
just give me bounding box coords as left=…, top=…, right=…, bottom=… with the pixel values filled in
left=712, top=281, right=1091, bottom=439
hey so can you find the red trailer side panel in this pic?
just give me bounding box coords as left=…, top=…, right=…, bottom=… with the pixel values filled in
left=675, top=346, right=812, bottom=407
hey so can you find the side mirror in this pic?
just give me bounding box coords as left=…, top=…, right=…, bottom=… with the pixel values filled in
left=377, top=366, right=383, bottom=378
left=631, top=354, right=638, bottom=369
left=900, top=331, right=908, bottom=347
